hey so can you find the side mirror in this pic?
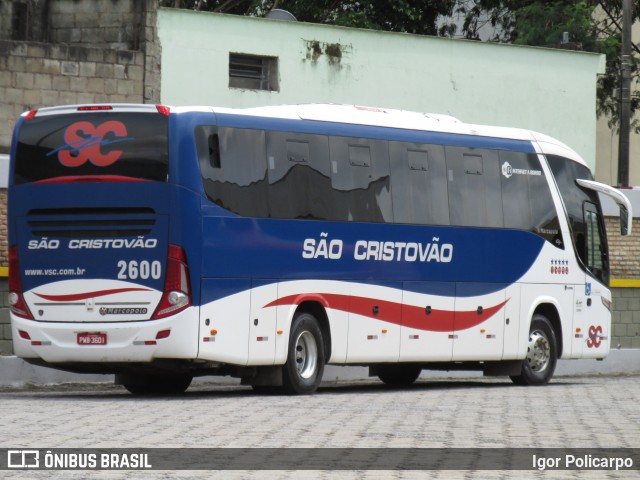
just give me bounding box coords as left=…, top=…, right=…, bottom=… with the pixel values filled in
left=620, top=205, right=630, bottom=236
left=576, top=179, right=632, bottom=236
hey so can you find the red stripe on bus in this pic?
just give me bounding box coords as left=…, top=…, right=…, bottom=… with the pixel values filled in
left=33, top=288, right=151, bottom=302
left=265, top=294, right=509, bottom=332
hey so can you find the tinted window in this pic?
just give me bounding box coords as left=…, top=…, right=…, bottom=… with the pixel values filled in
left=546, top=155, right=608, bottom=281
left=584, top=203, right=608, bottom=279
left=329, top=136, right=392, bottom=223
left=15, top=112, right=168, bottom=184
left=265, top=131, right=333, bottom=220
left=198, top=126, right=268, bottom=217
left=500, top=151, right=562, bottom=248
left=446, top=146, right=503, bottom=228
left=546, top=154, right=596, bottom=238
left=389, top=141, right=449, bottom=225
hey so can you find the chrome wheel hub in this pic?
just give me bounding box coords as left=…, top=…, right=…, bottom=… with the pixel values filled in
left=526, top=330, right=550, bottom=372
left=295, top=330, right=318, bottom=379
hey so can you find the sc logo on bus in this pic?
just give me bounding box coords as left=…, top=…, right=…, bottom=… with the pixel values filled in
left=587, top=325, right=603, bottom=349
left=52, top=121, right=132, bottom=167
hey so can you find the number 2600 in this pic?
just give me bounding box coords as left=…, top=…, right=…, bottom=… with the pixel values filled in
left=117, top=260, right=161, bottom=280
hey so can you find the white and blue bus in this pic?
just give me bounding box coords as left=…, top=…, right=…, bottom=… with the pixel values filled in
left=8, top=103, right=631, bottom=394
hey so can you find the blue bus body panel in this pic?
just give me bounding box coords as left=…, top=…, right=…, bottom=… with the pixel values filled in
left=9, top=109, right=542, bottom=310
left=175, top=110, right=542, bottom=305
left=200, top=215, right=545, bottom=304
left=11, top=182, right=172, bottom=293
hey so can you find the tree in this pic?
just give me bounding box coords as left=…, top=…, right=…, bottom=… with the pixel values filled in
left=456, top=1, right=640, bottom=131
left=161, top=0, right=459, bottom=36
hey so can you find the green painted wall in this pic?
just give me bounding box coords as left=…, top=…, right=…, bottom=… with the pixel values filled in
left=158, top=8, right=605, bottom=170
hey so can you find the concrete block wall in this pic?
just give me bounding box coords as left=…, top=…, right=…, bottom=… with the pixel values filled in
left=611, top=288, right=640, bottom=348
left=0, top=40, right=147, bottom=148
left=48, top=0, right=141, bottom=50
left=0, top=190, right=7, bottom=268
left=605, top=217, right=640, bottom=279
left=0, top=0, right=160, bottom=151
left=0, top=279, right=11, bottom=355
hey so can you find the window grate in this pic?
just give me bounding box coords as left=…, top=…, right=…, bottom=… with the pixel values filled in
left=229, top=53, right=279, bottom=91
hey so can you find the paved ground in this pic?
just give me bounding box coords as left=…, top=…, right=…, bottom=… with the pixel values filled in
left=0, top=374, right=639, bottom=479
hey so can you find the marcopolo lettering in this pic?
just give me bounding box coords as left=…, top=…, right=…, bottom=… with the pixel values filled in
left=100, top=307, right=148, bottom=316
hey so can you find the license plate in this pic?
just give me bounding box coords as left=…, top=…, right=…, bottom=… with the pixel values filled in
left=77, top=333, right=107, bottom=345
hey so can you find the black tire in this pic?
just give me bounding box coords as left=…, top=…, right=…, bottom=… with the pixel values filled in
left=282, top=312, right=325, bottom=395
left=510, top=314, right=557, bottom=386
left=251, top=385, right=281, bottom=395
left=377, top=364, right=422, bottom=387
left=117, top=372, right=193, bottom=395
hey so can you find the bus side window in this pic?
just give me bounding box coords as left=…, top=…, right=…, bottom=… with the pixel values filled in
left=446, top=146, right=502, bottom=228
left=546, top=154, right=603, bottom=264
left=197, top=126, right=268, bottom=217
left=265, top=131, right=332, bottom=220
left=208, top=134, right=221, bottom=169
left=195, top=125, right=218, bottom=172
left=500, top=151, right=562, bottom=248
left=389, top=141, right=449, bottom=226
left=584, top=202, right=608, bottom=282
left=329, top=136, right=392, bottom=223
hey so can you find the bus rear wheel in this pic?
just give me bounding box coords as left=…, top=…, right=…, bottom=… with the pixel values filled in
left=282, top=312, right=325, bottom=395
left=117, top=372, right=193, bottom=395
left=510, top=314, right=557, bottom=386
left=377, top=364, right=422, bottom=387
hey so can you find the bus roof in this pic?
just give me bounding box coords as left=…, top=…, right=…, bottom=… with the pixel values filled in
left=26, top=103, right=588, bottom=168
left=199, top=104, right=587, bottom=167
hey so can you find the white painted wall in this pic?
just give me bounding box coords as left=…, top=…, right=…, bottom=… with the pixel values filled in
left=158, top=8, right=605, bottom=170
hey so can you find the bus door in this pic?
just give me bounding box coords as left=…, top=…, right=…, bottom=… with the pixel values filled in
left=399, top=282, right=454, bottom=361
left=571, top=202, right=610, bottom=358
left=452, top=284, right=507, bottom=361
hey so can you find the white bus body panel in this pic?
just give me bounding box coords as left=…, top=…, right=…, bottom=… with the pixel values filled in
left=399, top=283, right=454, bottom=362
left=198, top=279, right=250, bottom=366
left=11, top=307, right=199, bottom=363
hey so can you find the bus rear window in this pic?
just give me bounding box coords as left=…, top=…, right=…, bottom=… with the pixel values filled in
left=14, top=112, right=169, bottom=184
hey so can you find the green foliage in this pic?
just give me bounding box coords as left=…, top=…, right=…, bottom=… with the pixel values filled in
left=510, top=2, right=596, bottom=48
left=458, top=1, right=640, bottom=130
left=161, top=0, right=457, bottom=36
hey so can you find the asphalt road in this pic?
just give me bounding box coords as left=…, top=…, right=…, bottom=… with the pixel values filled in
left=1, top=375, right=639, bottom=479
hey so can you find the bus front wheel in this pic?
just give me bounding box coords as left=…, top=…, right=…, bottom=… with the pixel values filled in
left=282, top=312, right=325, bottom=395
left=510, top=314, right=557, bottom=386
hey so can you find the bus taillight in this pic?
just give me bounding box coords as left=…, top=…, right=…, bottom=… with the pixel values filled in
left=152, top=244, right=191, bottom=319
left=156, top=105, right=170, bottom=116
left=8, top=246, right=34, bottom=319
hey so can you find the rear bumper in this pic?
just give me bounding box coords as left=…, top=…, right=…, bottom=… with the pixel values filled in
left=10, top=307, right=199, bottom=364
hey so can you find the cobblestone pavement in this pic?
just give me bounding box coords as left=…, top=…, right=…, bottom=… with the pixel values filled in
left=1, top=375, right=639, bottom=479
